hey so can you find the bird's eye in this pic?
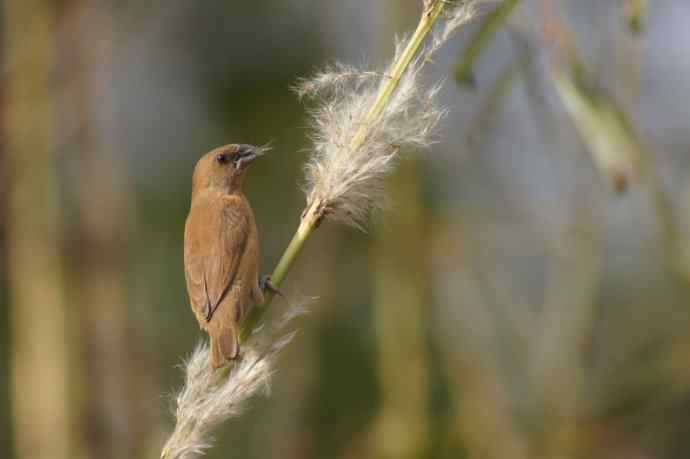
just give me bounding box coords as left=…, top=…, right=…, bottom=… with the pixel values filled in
left=216, top=154, right=228, bottom=164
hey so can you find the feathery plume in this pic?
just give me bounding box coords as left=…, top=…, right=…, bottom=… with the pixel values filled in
left=161, top=304, right=307, bottom=459
left=298, top=0, right=478, bottom=228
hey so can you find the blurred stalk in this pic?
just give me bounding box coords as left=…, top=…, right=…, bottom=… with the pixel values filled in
left=552, top=65, right=642, bottom=194
left=446, top=58, right=530, bottom=457
left=466, top=53, right=529, bottom=151
left=530, top=210, right=601, bottom=459
left=0, top=7, right=12, bottom=456
left=371, top=159, right=430, bottom=458
left=621, top=0, right=647, bottom=35
left=680, top=179, right=690, bottom=282
left=553, top=57, right=678, bottom=275
left=5, top=1, right=79, bottom=458
left=55, top=3, right=148, bottom=457
left=431, top=218, right=528, bottom=459
left=455, top=0, right=521, bottom=87
left=521, top=13, right=602, bottom=456
left=614, top=0, right=644, bottom=111
left=369, top=4, right=431, bottom=457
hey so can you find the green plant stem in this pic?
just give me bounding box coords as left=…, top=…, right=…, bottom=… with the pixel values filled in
left=239, top=0, right=450, bottom=343
left=239, top=205, right=320, bottom=341
left=349, top=1, right=446, bottom=150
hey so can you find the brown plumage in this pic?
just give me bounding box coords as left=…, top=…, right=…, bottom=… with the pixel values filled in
left=184, top=144, right=265, bottom=369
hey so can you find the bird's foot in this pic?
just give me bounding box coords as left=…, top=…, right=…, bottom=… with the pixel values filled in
left=260, top=274, right=284, bottom=298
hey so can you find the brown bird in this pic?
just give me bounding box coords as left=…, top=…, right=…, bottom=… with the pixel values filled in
left=184, top=144, right=267, bottom=369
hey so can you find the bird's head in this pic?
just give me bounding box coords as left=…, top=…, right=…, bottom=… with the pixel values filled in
left=191, top=144, right=266, bottom=194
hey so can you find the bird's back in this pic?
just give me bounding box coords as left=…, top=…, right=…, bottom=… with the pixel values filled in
left=184, top=191, right=256, bottom=367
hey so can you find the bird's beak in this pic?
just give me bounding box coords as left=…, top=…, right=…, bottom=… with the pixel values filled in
left=235, top=144, right=261, bottom=169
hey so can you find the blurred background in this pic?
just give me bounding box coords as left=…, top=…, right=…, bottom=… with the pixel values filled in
left=2, top=0, right=690, bottom=458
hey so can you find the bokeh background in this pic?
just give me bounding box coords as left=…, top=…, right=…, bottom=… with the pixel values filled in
left=3, top=1, right=690, bottom=458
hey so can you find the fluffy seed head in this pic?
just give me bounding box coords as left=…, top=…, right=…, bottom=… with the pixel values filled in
left=297, top=1, right=478, bottom=228
left=161, top=303, right=307, bottom=459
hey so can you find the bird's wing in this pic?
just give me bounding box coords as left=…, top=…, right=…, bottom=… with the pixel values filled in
left=184, top=198, right=249, bottom=323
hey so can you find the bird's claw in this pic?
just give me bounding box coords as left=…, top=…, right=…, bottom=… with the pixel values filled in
left=260, top=274, right=283, bottom=297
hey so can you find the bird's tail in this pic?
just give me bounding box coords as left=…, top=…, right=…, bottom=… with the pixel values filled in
left=210, top=328, right=239, bottom=369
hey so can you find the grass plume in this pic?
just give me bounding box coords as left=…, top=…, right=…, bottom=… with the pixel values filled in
left=161, top=305, right=305, bottom=459
left=298, top=1, right=478, bottom=227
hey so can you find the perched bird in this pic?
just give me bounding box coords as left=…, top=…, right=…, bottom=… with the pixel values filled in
left=184, top=144, right=266, bottom=369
